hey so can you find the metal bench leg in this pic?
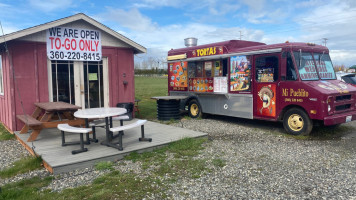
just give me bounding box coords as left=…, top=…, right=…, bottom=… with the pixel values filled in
left=61, top=131, right=65, bottom=146
left=85, top=133, right=91, bottom=145
left=72, top=133, right=88, bottom=154
left=118, top=131, right=123, bottom=151
left=61, top=131, right=81, bottom=146
left=91, top=126, right=98, bottom=143
left=120, top=120, right=124, bottom=135
left=139, top=125, right=152, bottom=142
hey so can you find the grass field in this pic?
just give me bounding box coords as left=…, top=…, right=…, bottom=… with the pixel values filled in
left=135, top=76, right=168, bottom=120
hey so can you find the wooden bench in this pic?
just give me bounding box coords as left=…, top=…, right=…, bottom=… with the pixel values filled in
left=109, top=119, right=152, bottom=151
left=57, top=124, right=92, bottom=154
left=17, top=114, right=42, bottom=127
left=17, top=115, right=43, bottom=141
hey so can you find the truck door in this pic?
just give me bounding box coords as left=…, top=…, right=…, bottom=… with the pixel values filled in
left=253, top=54, right=280, bottom=119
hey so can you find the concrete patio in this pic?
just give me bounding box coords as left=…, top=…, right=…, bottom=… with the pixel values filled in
left=14, top=119, right=207, bottom=174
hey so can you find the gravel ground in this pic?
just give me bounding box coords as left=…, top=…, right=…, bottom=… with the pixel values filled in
left=1, top=117, right=355, bottom=199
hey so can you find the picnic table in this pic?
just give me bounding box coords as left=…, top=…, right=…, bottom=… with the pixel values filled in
left=17, top=102, right=85, bottom=142
left=74, top=107, right=127, bottom=149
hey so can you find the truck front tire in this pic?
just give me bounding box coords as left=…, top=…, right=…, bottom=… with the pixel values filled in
left=283, top=108, right=313, bottom=136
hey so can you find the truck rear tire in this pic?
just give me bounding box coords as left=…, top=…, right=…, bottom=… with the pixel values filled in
left=188, top=99, right=202, bottom=118
left=283, top=108, right=313, bottom=136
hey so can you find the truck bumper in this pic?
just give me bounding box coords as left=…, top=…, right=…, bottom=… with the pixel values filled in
left=323, top=111, right=356, bottom=126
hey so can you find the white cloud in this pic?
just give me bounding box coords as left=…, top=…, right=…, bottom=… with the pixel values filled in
left=97, top=0, right=356, bottom=66
left=294, top=0, right=356, bottom=65
left=0, top=3, right=10, bottom=8
left=100, top=7, right=157, bottom=32
left=295, top=0, right=324, bottom=8
left=0, top=24, right=20, bottom=35
left=132, top=0, right=186, bottom=8
left=29, top=0, right=75, bottom=12
left=239, top=0, right=288, bottom=24
left=240, top=0, right=265, bottom=11
left=330, top=50, right=356, bottom=67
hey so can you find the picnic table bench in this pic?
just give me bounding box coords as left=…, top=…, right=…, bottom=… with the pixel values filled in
left=17, top=102, right=85, bottom=142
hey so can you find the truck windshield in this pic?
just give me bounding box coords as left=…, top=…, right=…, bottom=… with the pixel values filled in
left=294, top=52, right=319, bottom=81
left=313, top=53, right=336, bottom=80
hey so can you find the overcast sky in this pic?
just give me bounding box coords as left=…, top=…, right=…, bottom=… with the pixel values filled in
left=1, top=0, right=356, bottom=67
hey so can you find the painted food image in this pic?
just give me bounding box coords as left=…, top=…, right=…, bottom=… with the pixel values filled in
left=189, top=77, right=214, bottom=92
left=169, top=61, right=187, bottom=90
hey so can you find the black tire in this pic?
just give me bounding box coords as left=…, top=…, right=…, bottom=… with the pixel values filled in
left=157, top=100, right=179, bottom=106
left=157, top=105, right=180, bottom=109
left=157, top=110, right=180, bottom=114
left=283, top=108, right=313, bottom=136
left=188, top=99, right=202, bottom=118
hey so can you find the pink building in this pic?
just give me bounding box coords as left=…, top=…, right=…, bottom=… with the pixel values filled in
left=0, top=13, right=146, bottom=131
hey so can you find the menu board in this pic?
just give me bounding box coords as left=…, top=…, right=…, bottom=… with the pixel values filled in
left=189, top=77, right=214, bottom=92
left=169, top=61, right=188, bottom=91
left=214, top=77, right=227, bottom=93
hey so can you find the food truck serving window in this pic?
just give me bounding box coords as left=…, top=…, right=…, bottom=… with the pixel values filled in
left=313, top=53, right=336, bottom=80
left=255, top=56, right=279, bottom=83
left=294, top=52, right=318, bottom=81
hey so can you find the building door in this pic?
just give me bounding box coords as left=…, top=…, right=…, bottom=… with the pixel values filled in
left=48, top=58, right=109, bottom=108
left=81, top=59, right=109, bottom=108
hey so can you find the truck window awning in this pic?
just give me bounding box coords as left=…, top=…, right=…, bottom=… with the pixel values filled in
left=167, top=48, right=282, bottom=63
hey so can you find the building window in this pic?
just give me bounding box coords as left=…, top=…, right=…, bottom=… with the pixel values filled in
left=51, top=60, right=74, bottom=104
left=0, top=55, right=3, bottom=95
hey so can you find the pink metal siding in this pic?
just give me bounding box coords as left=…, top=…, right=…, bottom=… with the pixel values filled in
left=0, top=41, right=135, bottom=132
left=104, top=47, right=135, bottom=106
left=0, top=52, right=15, bottom=131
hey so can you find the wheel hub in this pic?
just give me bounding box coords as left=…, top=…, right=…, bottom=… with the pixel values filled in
left=288, top=114, right=304, bottom=131
left=190, top=104, right=199, bottom=116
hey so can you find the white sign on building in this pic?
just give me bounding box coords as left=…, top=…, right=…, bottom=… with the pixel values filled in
left=46, top=27, right=102, bottom=61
